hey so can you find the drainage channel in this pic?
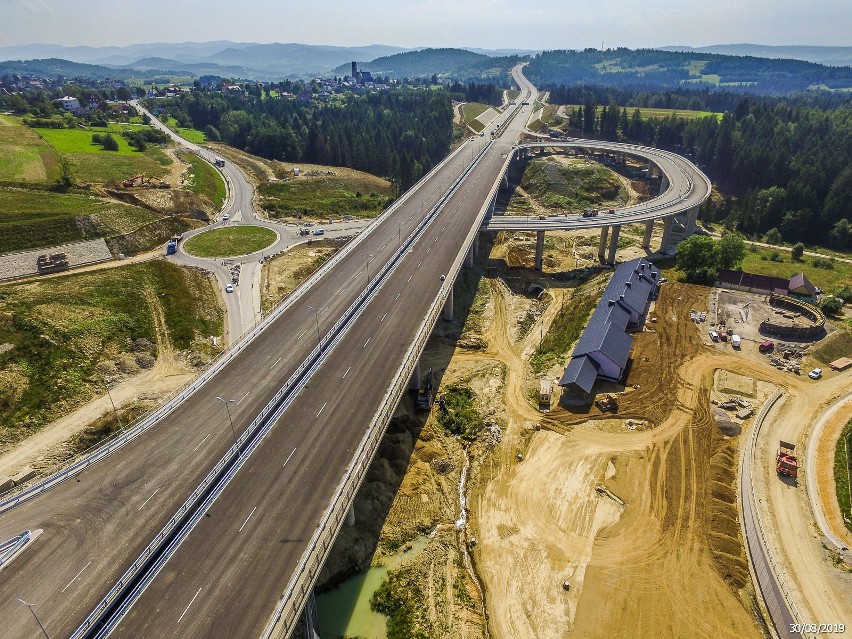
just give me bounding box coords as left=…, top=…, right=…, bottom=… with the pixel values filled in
left=74, top=139, right=494, bottom=639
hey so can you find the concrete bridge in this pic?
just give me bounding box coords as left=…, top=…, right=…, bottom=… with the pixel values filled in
left=482, top=139, right=712, bottom=268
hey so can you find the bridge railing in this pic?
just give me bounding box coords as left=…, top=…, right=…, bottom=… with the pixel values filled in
left=261, top=132, right=509, bottom=639
left=0, top=122, right=485, bottom=516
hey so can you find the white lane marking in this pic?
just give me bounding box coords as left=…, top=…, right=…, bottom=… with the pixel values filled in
left=61, top=561, right=91, bottom=593
left=426, top=248, right=431, bottom=254
left=317, top=402, right=327, bottom=417
left=270, top=357, right=281, bottom=369
left=408, top=276, right=412, bottom=282
left=283, top=448, right=297, bottom=467
left=297, top=329, right=307, bottom=340
left=381, top=244, right=386, bottom=250
left=192, top=433, right=211, bottom=452
left=381, top=313, right=387, bottom=322
left=417, top=261, right=421, bottom=267
left=395, top=293, right=401, bottom=300
left=138, top=487, right=161, bottom=511
left=237, top=391, right=249, bottom=403
left=239, top=506, right=257, bottom=532
left=178, top=587, right=203, bottom=623
left=364, top=337, right=371, bottom=348
left=343, top=366, right=351, bottom=379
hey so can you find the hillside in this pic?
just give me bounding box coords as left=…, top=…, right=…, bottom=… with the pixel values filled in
left=525, top=48, right=852, bottom=94
left=662, top=44, right=852, bottom=67
left=334, top=48, right=522, bottom=80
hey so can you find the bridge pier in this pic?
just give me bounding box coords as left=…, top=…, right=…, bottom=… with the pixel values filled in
left=443, top=286, right=454, bottom=321
left=597, top=226, right=609, bottom=262
left=534, top=230, right=545, bottom=271
left=642, top=219, right=654, bottom=249
left=607, top=225, right=621, bottom=264
left=466, top=245, right=475, bottom=268
left=472, top=233, right=479, bottom=258
left=409, top=361, right=421, bottom=390
left=659, top=172, right=670, bottom=195
left=660, top=216, right=675, bottom=254
left=686, top=204, right=699, bottom=235
left=346, top=502, right=355, bottom=527
left=646, top=160, right=654, bottom=178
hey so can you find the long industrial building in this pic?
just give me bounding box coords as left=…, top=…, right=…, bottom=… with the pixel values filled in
left=559, top=258, right=660, bottom=396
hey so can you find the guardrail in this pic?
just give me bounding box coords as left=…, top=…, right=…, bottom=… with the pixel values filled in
left=740, top=390, right=807, bottom=639
left=0, top=118, right=484, bottom=516
left=262, top=135, right=509, bottom=639
left=0, top=530, right=30, bottom=569
left=74, top=132, right=495, bottom=639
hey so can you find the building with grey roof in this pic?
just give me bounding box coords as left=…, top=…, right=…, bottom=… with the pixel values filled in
left=559, top=258, right=660, bottom=396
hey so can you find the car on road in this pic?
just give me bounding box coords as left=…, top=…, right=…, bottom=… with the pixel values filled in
left=709, top=331, right=719, bottom=342
left=312, top=228, right=325, bottom=236
left=223, top=213, right=230, bottom=221
left=808, top=368, right=822, bottom=379
left=225, top=284, right=234, bottom=293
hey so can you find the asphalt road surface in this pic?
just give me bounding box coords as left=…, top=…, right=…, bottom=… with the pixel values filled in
left=0, top=99, right=491, bottom=639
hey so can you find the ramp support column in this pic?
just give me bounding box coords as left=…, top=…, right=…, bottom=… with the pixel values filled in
left=660, top=216, right=675, bottom=254
left=642, top=219, right=654, bottom=249
left=466, top=245, right=474, bottom=268
left=472, top=233, right=479, bottom=258
left=686, top=205, right=699, bottom=235
left=443, top=286, right=454, bottom=321
left=535, top=230, right=545, bottom=271
left=597, top=226, right=609, bottom=262
left=607, top=225, right=621, bottom=265
left=409, top=361, right=421, bottom=390
left=659, top=172, right=670, bottom=195
left=646, top=160, right=654, bottom=177
left=346, top=503, right=355, bottom=527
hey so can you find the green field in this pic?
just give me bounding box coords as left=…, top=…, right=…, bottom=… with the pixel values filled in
left=184, top=153, right=226, bottom=209
left=183, top=225, right=277, bottom=258
left=0, top=260, right=222, bottom=442
left=261, top=172, right=393, bottom=220
left=561, top=104, right=720, bottom=121
left=0, top=114, right=60, bottom=182
left=0, top=187, right=160, bottom=253
left=164, top=117, right=207, bottom=144
left=739, top=245, right=852, bottom=293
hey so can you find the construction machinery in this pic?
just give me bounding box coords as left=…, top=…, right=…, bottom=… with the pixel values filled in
left=123, top=175, right=146, bottom=187
left=776, top=440, right=798, bottom=478
left=595, top=393, right=618, bottom=413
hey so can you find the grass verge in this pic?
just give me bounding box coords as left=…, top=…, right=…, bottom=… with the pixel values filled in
left=740, top=245, right=852, bottom=293
left=183, top=225, right=277, bottom=258
left=530, top=286, right=598, bottom=375
left=835, top=419, right=852, bottom=534
left=261, top=173, right=393, bottom=220
left=184, top=153, right=226, bottom=209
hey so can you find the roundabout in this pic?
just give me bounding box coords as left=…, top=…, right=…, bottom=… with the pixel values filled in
left=182, top=225, right=279, bottom=258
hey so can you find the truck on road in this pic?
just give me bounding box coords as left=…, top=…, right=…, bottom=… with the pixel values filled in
left=214, top=157, right=225, bottom=167
left=165, top=236, right=180, bottom=255
left=776, top=440, right=798, bottom=478
left=582, top=208, right=599, bottom=217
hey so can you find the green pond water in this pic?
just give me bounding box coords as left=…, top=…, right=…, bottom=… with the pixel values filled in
left=316, top=535, right=431, bottom=639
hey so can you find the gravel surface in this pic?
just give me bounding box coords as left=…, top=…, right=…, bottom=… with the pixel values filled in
left=0, top=239, right=112, bottom=280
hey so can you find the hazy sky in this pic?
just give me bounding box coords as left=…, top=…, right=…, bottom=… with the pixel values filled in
left=1, top=0, right=849, bottom=49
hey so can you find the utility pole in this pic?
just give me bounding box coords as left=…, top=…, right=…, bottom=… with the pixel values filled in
left=214, top=397, right=238, bottom=445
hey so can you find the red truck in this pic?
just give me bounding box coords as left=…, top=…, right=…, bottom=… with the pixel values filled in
left=776, top=440, right=798, bottom=478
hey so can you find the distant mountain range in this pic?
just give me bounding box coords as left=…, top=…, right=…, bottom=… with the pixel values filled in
left=0, top=41, right=537, bottom=80
left=660, top=44, right=852, bottom=67
left=334, top=48, right=523, bottom=80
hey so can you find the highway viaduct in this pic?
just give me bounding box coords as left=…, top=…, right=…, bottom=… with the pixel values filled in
left=0, top=66, right=712, bottom=639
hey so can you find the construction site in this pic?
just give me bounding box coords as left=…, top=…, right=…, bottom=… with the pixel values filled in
left=315, top=207, right=852, bottom=638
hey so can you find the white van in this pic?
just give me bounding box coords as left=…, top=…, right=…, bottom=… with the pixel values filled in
left=731, top=334, right=741, bottom=349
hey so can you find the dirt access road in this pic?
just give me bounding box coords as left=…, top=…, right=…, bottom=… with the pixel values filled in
left=447, top=277, right=852, bottom=639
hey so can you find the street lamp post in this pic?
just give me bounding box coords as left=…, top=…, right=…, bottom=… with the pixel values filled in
left=360, top=253, right=374, bottom=289
left=214, top=396, right=238, bottom=445
left=17, top=599, right=49, bottom=639
left=307, top=304, right=323, bottom=344
left=102, top=377, right=122, bottom=429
